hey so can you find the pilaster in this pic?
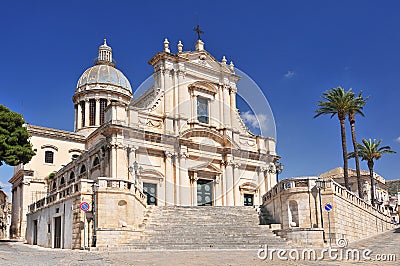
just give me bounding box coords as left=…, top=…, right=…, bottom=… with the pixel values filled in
left=179, top=151, right=190, bottom=206
left=164, top=151, right=174, bottom=206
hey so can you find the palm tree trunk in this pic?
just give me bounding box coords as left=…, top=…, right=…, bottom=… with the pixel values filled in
left=339, top=117, right=349, bottom=190
left=368, top=160, right=375, bottom=206
left=349, top=113, right=363, bottom=198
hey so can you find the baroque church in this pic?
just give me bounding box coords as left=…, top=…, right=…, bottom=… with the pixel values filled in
left=9, top=36, right=279, bottom=248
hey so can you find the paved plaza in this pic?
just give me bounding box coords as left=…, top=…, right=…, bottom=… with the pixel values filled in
left=0, top=227, right=399, bottom=266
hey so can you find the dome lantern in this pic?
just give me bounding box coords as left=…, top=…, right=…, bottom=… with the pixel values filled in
left=96, top=38, right=115, bottom=67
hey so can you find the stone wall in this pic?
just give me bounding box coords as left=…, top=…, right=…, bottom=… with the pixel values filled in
left=263, top=177, right=396, bottom=247
left=322, top=180, right=394, bottom=243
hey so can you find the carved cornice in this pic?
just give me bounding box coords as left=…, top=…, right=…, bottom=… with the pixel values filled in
left=27, top=125, right=86, bottom=143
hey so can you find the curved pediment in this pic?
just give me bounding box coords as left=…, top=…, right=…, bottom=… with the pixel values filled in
left=141, top=169, right=164, bottom=181
left=180, top=128, right=239, bottom=149
left=239, top=182, right=258, bottom=193
left=188, top=81, right=217, bottom=95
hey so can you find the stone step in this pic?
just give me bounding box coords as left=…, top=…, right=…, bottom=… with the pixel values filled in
left=121, top=206, right=288, bottom=250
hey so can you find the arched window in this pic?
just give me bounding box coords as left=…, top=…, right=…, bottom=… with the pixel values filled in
left=45, top=151, right=54, bottom=164
left=60, top=176, right=65, bottom=185
left=80, top=165, right=86, bottom=174
left=52, top=182, right=56, bottom=190
left=69, top=172, right=75, bottom=182
left=92, top=156, right=100, bottom=167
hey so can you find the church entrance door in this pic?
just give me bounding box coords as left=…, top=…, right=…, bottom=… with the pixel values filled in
left=197, top=179, right=213, bottom=206
left=143, top=183, right=157, bottom=205
left=244, top=194, right=254, bottom=206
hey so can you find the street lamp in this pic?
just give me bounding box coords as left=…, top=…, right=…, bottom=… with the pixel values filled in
left=91, top=182, right=100, bottom=247
left=275, top=162, right=284, bottom=184
left=129, top=161, right=143, bottom=186
left=315, top=178, right=327, bottom=243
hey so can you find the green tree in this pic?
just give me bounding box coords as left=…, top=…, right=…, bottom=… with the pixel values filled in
left=348, top=139, right=396, bottom=206
left=0, top=105, right=35, bottom=166
left=348, top=92, right=368, bottom=198
left=314, top=87, right=355, bottom=190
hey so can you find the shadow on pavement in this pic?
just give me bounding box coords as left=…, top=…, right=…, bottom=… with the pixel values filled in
left=393, top=227, right=400, bottom=233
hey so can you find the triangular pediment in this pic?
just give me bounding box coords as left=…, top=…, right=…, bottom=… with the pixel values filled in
left=182, top=50, right=232, bottom=73
left=189, top=162, right=222, bottom=174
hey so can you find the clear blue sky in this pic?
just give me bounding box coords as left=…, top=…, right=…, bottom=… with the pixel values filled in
left=1, top=1, right=399, bottom=196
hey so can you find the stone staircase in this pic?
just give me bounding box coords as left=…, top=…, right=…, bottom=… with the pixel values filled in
left=126, top=206, right=289, bottom=250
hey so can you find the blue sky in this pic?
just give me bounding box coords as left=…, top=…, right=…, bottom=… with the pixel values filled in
left=1, top=1, right=400, bottom=195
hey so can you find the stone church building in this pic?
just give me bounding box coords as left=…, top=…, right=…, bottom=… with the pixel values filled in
left=9, top=37, right=279, bottom=248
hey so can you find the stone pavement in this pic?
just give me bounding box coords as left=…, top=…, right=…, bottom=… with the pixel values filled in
left=0, top=227, right=399, bottom=265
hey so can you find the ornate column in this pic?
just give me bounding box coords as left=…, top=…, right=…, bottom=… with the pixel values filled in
left=214, top=174, right=222, bottom=206
left=229, top=87, right=237, bottom=129
left=191, top=172, right=198, bottom=206
left=177, top=70, right=186, bottom=118
left=77, top=101, right=82, bottom=130
left=95, top=98, right=100, bottom=126
left=109, top=142, right=118, bottom=179
left=225, top=156, right=235, bottom=206
left=232, top=162, right=241, bottom=206
left=179, top=151, right=190, bottom=206
left=223, top=86, right=231, bottom=128
left=210, top=95, right=219, bottom=127
left=84, top=99, right=90, bottom=127
left=159, top=67, right=165, bottom=112
left=218, top=85, right=224, bottom=128
left=174, top=154, right=180, bottom=205
left=164, top=68, right=172, bottom=114
left=191, top=93, right=198, bottom=123
left=164, top=151, right=174, bottom=206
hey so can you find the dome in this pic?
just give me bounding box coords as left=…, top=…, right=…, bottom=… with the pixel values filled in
left=76, top=64, right=132, bottom=92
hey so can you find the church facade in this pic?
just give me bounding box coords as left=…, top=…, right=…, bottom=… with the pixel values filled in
left=10, top=37, right=279, bottom=248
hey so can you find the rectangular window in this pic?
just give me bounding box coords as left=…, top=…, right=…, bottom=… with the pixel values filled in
left=80, top=101, right=85, bottom=127
left=45, top=151, right=54, bottom=164
left=100, top=99, right=107, bottom=125
left=89, top=99, right=96, bottom=126
left=197, top=97, right=209, bottom=124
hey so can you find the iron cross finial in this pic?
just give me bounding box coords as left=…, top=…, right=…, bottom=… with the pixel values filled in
left=193, top=25, right=204, bottom=40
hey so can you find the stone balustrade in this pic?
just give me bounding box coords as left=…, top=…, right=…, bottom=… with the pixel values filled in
left=262, top=176, right=395, bottom=247
left=28, top=177, right=147, bottom=214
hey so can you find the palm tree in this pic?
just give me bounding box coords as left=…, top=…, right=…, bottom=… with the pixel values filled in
left=314, top=87, right=355, bottom=190
left=348, top=139, right=396, bottom=206
left=348, top=92, right=368, bottom=198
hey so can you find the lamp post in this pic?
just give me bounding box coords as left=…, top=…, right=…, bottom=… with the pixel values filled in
left=275, top=162, right=284, bottom=184
left=91, top=182, right=99, bottom=247
left=315, top=178, right=327, bottom=243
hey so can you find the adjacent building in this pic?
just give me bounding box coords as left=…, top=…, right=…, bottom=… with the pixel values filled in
left=0, top=189, right=11, bottom=239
